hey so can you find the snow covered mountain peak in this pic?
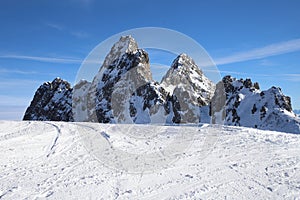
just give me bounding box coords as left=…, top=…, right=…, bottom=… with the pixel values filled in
left=171, top=53, right=194, bottom=69
left=101, top=35, right=138, bottom=70
left=160, top=53, right=216, bottom=123
left=161, top=53, right=215, bottom=104
left=86, top=36, right=141, bottom=122
left=94, top=37, right=153, bottom=123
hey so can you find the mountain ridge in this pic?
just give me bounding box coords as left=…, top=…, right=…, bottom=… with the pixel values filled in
left=23, top=36, right=300, bottom=134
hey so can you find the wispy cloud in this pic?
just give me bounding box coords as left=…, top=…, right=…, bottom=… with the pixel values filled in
left=0, top=68, right=37, bottom=75
left=204, top=69, right=272, bottom=77
left=70, top=31, right=89, bottom=38
left=151, top=63, right=170, bottom=70
left=0, top=68, right=58, bottom=77
left=0, top=95, right=32, bottom=106
left=45, top=22, right=90, bottom=39
left=0, top=54, right=82, bottom=64
left=0, top=79, right=42, bottom=90
left=258, top=59, right=277, bottom=66
left=45, top=23, right=64, bottom=31
left=0, top=105, right=27, bottom=120
left=282, top=74, right=300, bottom=82
left=215, top=38, right=300, bottom=65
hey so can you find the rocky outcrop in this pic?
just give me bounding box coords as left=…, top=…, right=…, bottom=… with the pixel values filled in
left=222, top=76, right=300, bottom=133
left=129, top=82, right=169, bottom=124
left=23, top=78, right=73, bottom=121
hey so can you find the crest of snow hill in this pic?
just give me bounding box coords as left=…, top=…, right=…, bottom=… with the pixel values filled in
left=23, top=36, right=300, bottom=134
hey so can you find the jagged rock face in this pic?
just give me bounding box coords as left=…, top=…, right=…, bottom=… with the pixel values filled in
left=87, top=36, right=139, bottom=122
left=129, top=82, right=169, bottom=124
left=161, top=53, right=215, bottom=123
left=222, top=76, right=300, bottom=133
left=95, top=48, right=153, bottom=123
left=23, top=78, right=73, bottom=121
left=72, top=80, right=91, bottom=122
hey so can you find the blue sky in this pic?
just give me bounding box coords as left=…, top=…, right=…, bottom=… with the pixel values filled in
left=0, top=0, right=299, bottom=120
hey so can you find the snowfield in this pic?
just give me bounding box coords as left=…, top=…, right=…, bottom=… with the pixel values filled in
left=0, top=121, right=299, bottom=199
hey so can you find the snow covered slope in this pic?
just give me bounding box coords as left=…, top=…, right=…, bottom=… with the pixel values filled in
left=1, top=121, right=299, bottom=199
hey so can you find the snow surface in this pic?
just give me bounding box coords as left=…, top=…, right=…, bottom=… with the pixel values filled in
left=0, top=121, right=299, bottom=199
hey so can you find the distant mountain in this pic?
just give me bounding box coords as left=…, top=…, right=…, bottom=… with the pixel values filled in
left=23, top=36, right=300, bottom=134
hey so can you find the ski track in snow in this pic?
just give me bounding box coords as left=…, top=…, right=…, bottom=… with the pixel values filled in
left=0, top=121, right=299, bottom=199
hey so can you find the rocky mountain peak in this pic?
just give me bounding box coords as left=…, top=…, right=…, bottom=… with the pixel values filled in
left=171, top=53, right=195, bottom=69
left=23, top=77, right=73, bottom=121
left=161, top=53, right=215, bottom=102
left=160, top=53, right=216, bottom=123
left=101, top=35, right=138, bottom=69
left=86, top=36, right=140, bottom=122
left=95, top=38, right=153, bottom=123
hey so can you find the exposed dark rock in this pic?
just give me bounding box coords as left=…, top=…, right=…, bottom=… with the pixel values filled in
left=23, top=78, right=73, bottom=121
left=95, top=49, right=152, bottom=123
left=252, top=104, right=257, bottom=114
left=219, top=75, right=299, bottom=133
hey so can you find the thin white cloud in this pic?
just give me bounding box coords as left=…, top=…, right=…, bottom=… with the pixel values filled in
left=204, top=69, right=272, bottom=77
left=151, top=63, right=170, bottom=70
left=282, top=74, right=300, bottom=82
left=215, top=38, right=300, bottom=65
left=0, top=68, right=58, bottom=76
left=45, top=22, right=90, bottom=39
left=0, top=95, right=32, bottom=106
left=0, top=68, right=37, bottom=75
left=0, top=55, right=82, bottom=64
left=46, top=23, right=64, bottom=31
left=0, top=105, right=27, bottom=120
left=258, top=59, right=277, bottom=66
left=70, top=31, right=89, bottom=38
